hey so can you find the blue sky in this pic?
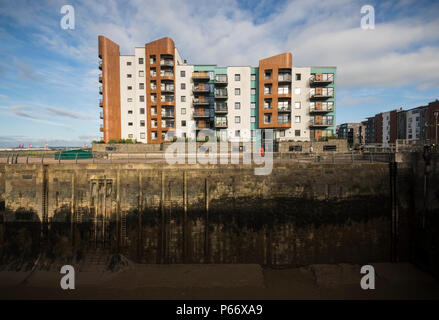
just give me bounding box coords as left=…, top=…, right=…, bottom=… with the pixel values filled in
left=0, top=0, right=438, bottom=147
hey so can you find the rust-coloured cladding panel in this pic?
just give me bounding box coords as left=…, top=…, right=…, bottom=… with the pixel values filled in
left=98, top=35, right=121, bottom=142
left=145, top=37, right=175, bottom=144
left=258, top=53, right=292, bottom=129
left=389, top=110, right=398, bottom=143
left=374, top=113, right=383, bottom=144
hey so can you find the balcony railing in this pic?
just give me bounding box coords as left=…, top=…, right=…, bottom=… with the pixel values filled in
left=310, top=118, right=334, bottom=126
left=214, top=90, right=227, bottom=99
left=161, top=111, right=175, bottom=118
left=277, top=105, right=291, bottom=112
left=100, top=124, right=103, bottom=132
left=160, top=71, right=174, bottom=77
left=193, top=110, right=210, bottom=118
left=100, top=111, right=103, bottom=119
left=278, top=73, right=292, bottom=82
left=215, top=119, right=228, bottom=128
left=196, top=121, right=209, bottom=130
left=310, top=73, right=334, bottom=84
left=277, top=116, right=291, bottom=124
left=99, top=86, right=103, bottom=94
left=215, top=103, right=228, bottom=113
left=161, top=121, right=175, bottom=128
left=310, top=88, right=334, bottom=99
left=193, top=85, right=210, bottom=93
left=99, top=99, right=103, bottom=107
left=214, top=75, right=228, bottom=85
left=161, top=85, right=174, bottom=92
left=264, top=88, right=272, bottom=94
left=193, top=98, right=210, bottom=105
left=160, top=59, right=174, bottom=67
left=310, top=102, right=334, bottom=112
left=192, top=71, right=210, bottom=80
left=161, top=95, right=175, bottom=103
left=151, top=97, right=157, bottom=103
left=99, top=73, right=102, bottom=83
left=99, top=61, right=102, bottom=70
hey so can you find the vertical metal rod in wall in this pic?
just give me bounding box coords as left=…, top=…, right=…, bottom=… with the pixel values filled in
left=70, top=173, right=75, bottom=248
left=75, top=153, right=78, bottom=164
left=116, top=171, right=121, bottom=251
left=58, top=152, right=61, bottom=164
left=159, top=171, right=165, bottom=264
left=6, top=153, right=9, bottom=164
left=183, top=171, right=188, bottom=263
left=41, top=153, right=45, bottom=164
left=204, top=178, right=209, bottom=263
left=103, top=179, right=107, bottom=246
left=137, top=172, right=143, bottom=262
left=389, top=161, right=399, bottom=262
left=26, top=155, right=29, bottom=165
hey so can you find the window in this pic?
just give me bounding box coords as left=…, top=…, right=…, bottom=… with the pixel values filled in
left=127, top=86, right=132, bottom=90
left=251, top=74, right=256, bottom=81
left=181, top=83, right=186, bottom=90
left=128, top=134, right=133, bottom=139
left=251, top=88, right=256, bottom=95
left=128, top=122, right=133, bottom=126
left=264, top=70, right=272, bottom=80
left=295, top=102, right=301, bottom=109
left=128, top=110, right=133, bottom=114
left=235, top=74, right=240, bottom=81
left=235, top=116, right=241, bottom=124
left=280, top=131, right=285, bottom=137
left=149, top=55, right=156, bottom=64
left=235, top=102, right=241, bottom=110
left=294, top=88, right=301, bottom=94
left=140, top=120, right=145, bottom=127
left=181, top=108, right=186, bottom=115
left=323, top=145, right=337, bottom=152
left=295, top=73, right=301, bottom=81
left=251, top=102, right=256, bottom=109
left=127, top=61, right=132, bottom=66
left=235, top=88, right=241, bottom=96
left=140, top=132, right=145, bottom=139
left=181, top=120, right=186, bottom=127
left=138, top=58, right=143, bottom=64
left=140, top=108, right=145, bottom=114
left=289, top=145, right=302, bottom=152
left=295, top=130, right=300, bottom=136
left=235, top=130, right=240, bottom=137
left=295, top=116, right=301, bottom=123
left=139, top=83, right=144, bottom=90
left=150, top=68, right=156, bottom=77
left=127, top=74, right=132, bottom=78
left=180, top=70, right=186, bottom=77
left=127, top=98, right=133, bottom=102
left=181, top=96, right=186, bottom=102
left=251, top=116, right=256, bottom=123
left=139, top=95, right=144, bottom=102
left=264, top=114, right=272, bottom=124
left=151, top=107, right=157, bottom=115
left=278, top=85, right=289, bottom=94
left=139, top=71, right=144, bottom=77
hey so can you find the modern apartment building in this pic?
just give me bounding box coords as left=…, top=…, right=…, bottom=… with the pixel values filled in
left=337, top=122, right=365, bottom=146
left=98, top=36, right=337, bottom=144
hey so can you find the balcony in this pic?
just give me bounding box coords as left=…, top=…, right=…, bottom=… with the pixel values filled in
left=99, top=60, right=102, bottom=70
left=214, top=90, right=227, bottom=99
left=161, top=120, right=175, bottom=129
left=214, top=75, right=228, bottom=85
left=100, top=124, right=103, bottom=132
left=310, top=102, right=334, bottom=113
left=193, top=85, right=210, bottom=93
left=193, top=97, right=210, bottom=106
left=99, top=99, right=103, bottom=107
left=192, top=71, right=210, bottom=81
left=161, top=110, right=175, bottom=118
left=100, top=111, right=103, bottom=119
left=196, top=120, right=209, bottom=130
left=278, top=73, right=292, bottom=82
left=160, top=71, right=174, bottom=78
left=161, top=95, right=175, bottom=103
left=310, top=88, right=334, bottom=99
left=215, top=118, right=227, bottom=128
left=310, top=118, right=334, bottom=127
left=99, top=86, right=103, bottom=95
left=277, top=105, right=291, bottom=113
left=160, top=59, right=174, bottom=67
left=161, top=84, right=175, bottom=93
left=193, top=110, right=210, bottom=118
left=215, top=102, right=228, bottom=113
left=310, top=73, right=334, bottom=84
left=99, top=73, right=102, bottom=83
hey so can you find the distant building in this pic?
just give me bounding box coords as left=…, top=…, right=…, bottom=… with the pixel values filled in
left=365, top=117, right=375, bottom=145
left=427, top=100, right=439, bottom=144
left=337, top=122, right=364, bottom=146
